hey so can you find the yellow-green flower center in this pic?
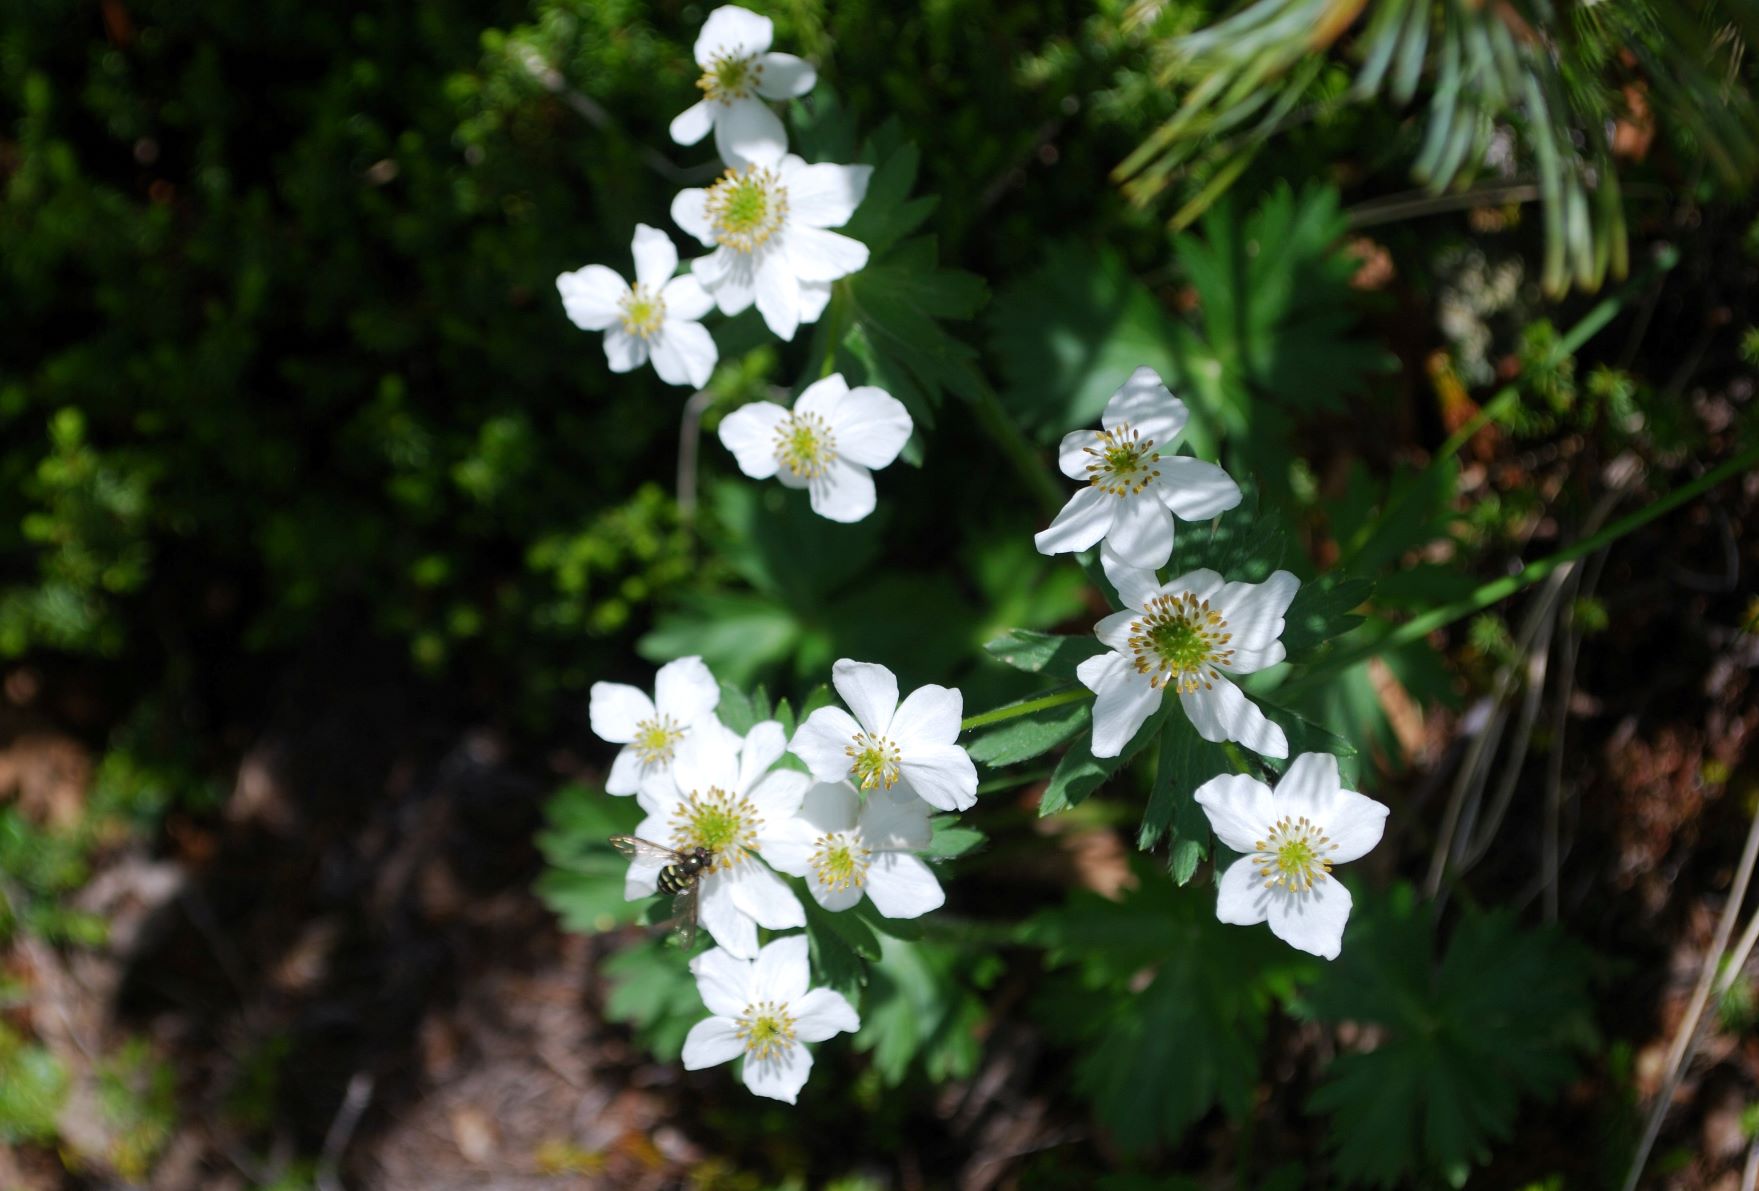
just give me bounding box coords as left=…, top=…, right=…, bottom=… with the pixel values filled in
left=632, top=714, right=685, bottom=766
left=1254, top=815, right=1336, bottom=893
left=698, top=51, right=763, bottom=104
left=846, top=731, right=900, bottom=790
left=1084, top=422, right=1162, bottom=498
left=774, top=410, right=837, bottom=479
left=705, top=166, right=788, bottom=254
left=619, top=284, right=666, bottom=340
left=669, top=786, right=760, bottom=873
left=810, top=830, right=872, bottom=892
left=736, top=999, right=797, bottom=1062
left=1127, top=591, right=1234, bottom=693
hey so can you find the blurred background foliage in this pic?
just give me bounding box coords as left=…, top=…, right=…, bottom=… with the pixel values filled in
left=2, top=0, right=1757, bottom=1186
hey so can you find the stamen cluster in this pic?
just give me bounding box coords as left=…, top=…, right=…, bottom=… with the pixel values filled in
left=698, top=51, right=764, bottom=103
left=617, top=284, right=667, bottom=340
left=1085, top=422, right=1163, bottom=497
left=670, top=786, right=762, bottom=872
left=845, top=730, right=901, bottom=790
left=775, top=411, right=837, bottom=479
left=736, top=999, right=798, bottom=1061
left=1253, top=815, right=1337, bottom=893
left=705, top=166, right=788, bottom=254
left=1127, top=592, right=1235, bottom=693
left=632, top=713, right=685, bottom=765
left=809, top=830, right=872, bottom=893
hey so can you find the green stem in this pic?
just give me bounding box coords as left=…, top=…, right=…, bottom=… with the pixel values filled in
left=970, top=379, right=1067, bottom=519
left=960, top=686, right=1093, bottom=733
left=1291, top=446, right=1759, bottom=690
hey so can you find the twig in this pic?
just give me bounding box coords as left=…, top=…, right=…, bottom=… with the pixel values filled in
left=1622, top=803, right=1759, bottom=1191
left=315, top=1071, right=376, bottom=1191
left=676, top=388, right=717, bottom=523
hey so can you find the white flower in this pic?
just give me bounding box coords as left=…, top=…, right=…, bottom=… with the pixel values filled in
left=626, top=720, right=807, bottom=958
left=765, top=781, right=945, bottom=918
left=670, top=5, right=817, bottom=168
left=682, top=934, right=859, bottom=1103
left=556, top=224, right=718, bottom=388
left=589, top=656, right=722, bottom=799
left=1193, top=752, right=1389, bottom=959
left=1077, top=563, right=1298, bottom=759
left=671, top=154, right=871, bottom=342
left=790, top=659, right=977, bottom=812
left=1034, top=367, right=1242, bottom=571
left=717, top=373, right=910, bottom=523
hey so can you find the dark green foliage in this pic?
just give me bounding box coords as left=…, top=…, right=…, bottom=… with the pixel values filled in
left=1303, top=885, right=1598, bottom=1187
left=1138, top=714, right=1228, bottom=884
left=533, top=783, right=645, bottom=935
left=852, top=936, right=994, bottom=1086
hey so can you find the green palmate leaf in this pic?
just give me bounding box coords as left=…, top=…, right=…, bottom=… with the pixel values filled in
left=1040, top=702, right=1166, bottom=817
left=1256, top=700, right=1358, bottom=778
left=1025, top=861, right=1317, bottom=1153
left=852, top=936, right=992, bottom=1086
left=1303, top=885, right=1597, bottom=1187
left=1139, top=714, right=1228, bottom=885
left=967, top=697, right=1090, bottom=767
left=637, top=591, right=800, bottom=688
left=838, top=236, right=988, bottom=427
left=1280, top=576, right=1374, bottom=658
left=603, top=944, right=705, bottom=1063
left=925, top=817, right=986, bottom=859
left=534, top=784, right=645, bottom=934
left=839, top=124, right=938, bottom=259
left=982, top=628, right=1107, bottom=679
left=714, top=682, right=759, bottom=736
left=1169, top=503, right=1287, bottom=581
left=805, top=893, right=883, bottom=963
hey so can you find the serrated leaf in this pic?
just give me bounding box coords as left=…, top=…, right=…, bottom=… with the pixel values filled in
left=535, top=785, right=645, bottom=933
left=603, top=945, right=705, bottom=1063
left=715, top=682, right=758, bottom=735
left=966, top=696, right=1090, bottom=767
left=1281, top=576, right=1374, bottom=657
left=925, top=817, right=986, bottom=858
left=982, top=629, right=1107, bottom=678
left=1139, top=714, right=1227, bottom=884
left=1040, top=702, right=1166, bottom=816
left=851, top=936, right=985, bottom=1086
left=842, top=237, right=987, bottom=415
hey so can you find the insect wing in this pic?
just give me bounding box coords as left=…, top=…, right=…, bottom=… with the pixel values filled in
left=609, top=835, right=685, bottom=864
left=669, top=879, right=703, bottom=951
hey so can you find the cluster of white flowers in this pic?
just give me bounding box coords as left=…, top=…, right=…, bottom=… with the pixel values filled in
left=556, top=5, right=907, bottom=524
left=570, top=8, right=1393, bottom=1105
left=589, top=654, right=974, bottom=1100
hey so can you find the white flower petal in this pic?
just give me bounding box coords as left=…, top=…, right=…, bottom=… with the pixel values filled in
left=1093, top=609, right=1137, bottom=653
left=603, top=326, right=647, bottom=373
left=1265, top=875, right=1353, bottom=959
left=887, top=684, right=961, bottom=750
left=797, top=280, right=833, bottom=324
left=631, top=224, right=679, bottom=291
left=1325, top=790, right=1390, bottom=865
left=1102, top=366, right=1189, bottom=447
left=714, top=98, right=788, bottom=169
left=832, top=660, right=898, bottom=735
left=681, top=1015, right=745, bottom=1069
left=797, top=780, right=860, bottom=832
left=588, top=682, right=655, bottom=743
left=654, top=657, right=718, bottom=723
left=690, top=947, right=754, bottom=1016
left=1100, top=548, right=1164, bottom=610
left=1154, top=456, right=1242, bottom=520
left=674, top=723, right=743, bottom=794
left=1085, top=654, right=1162, bottom=759
left=786, top=225, right=869, bottom=282
left=792, top=988, right=859, bottom=1042
left=1105, top=491, right=1175, bottom=570
left=738, top=721, right=788, bottom=791
left=669, top=99, right=714, bottom=147
left=808, top=458, right=875, bottom=522
left=1179, top=680, right=1288, bottom=758
left=760, top=816, right=819, bottom=876
left=750, top=934, right=810, bottom=1004
left=1227, top=642, right=1287, bottom=675
left=743, top=1045, right=811, bottom=1103
left=1057, top=428, right=1099, bottom=480
left=1217, top=570, right=1300, bottom=650
left=789, top=706, right=862, bottom=783
left=696, top=5, right=774, bottom=62
left=1277, top=753, right=1387, bottom=864
left=864, top=852, right=944, bottom=918
left=605, top=747, right=643, bottom=796
left=828, top=386, right=910, bottom=470
left=1214, top=856, right=1272, bottom=926
left=1161, top=567, right=1226, bottom=604
left=725, top=861, right=806, bottom=930
left=897, top=744, right=978, bottom=812
left=671, top=188, right=714, bottom=246
left=1034, top=487, right=1115, bottom=556
left=810, top=874, right=863, bottom=912
left=749, top=769, right=810, bottom=826
left=698, top=876, right=758, bottom=958
left=755, top=51, right=816, bottom=99
left=793, top=372, right=850, bottom=417
left=623, top=856, right=662, bottom=899
left=661, top=273, right=716, bottom=322
left=781, top=158, right=873, bottom=228
left=718, top=401, right=788, bottom=479
left=753, top=253, right=802, bottom=341
left=703, top=251, right=758, bottom=313
left=1193, top=772, right=1277, bottom=854
left=858, top=784, right=934, bottom=852
left=650, top=319, right=718, bottom=389
left=556, top=265, right=629, bottom=331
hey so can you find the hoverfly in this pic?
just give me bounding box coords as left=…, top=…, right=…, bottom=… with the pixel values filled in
left=609, top=836, right=715, bottom=949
